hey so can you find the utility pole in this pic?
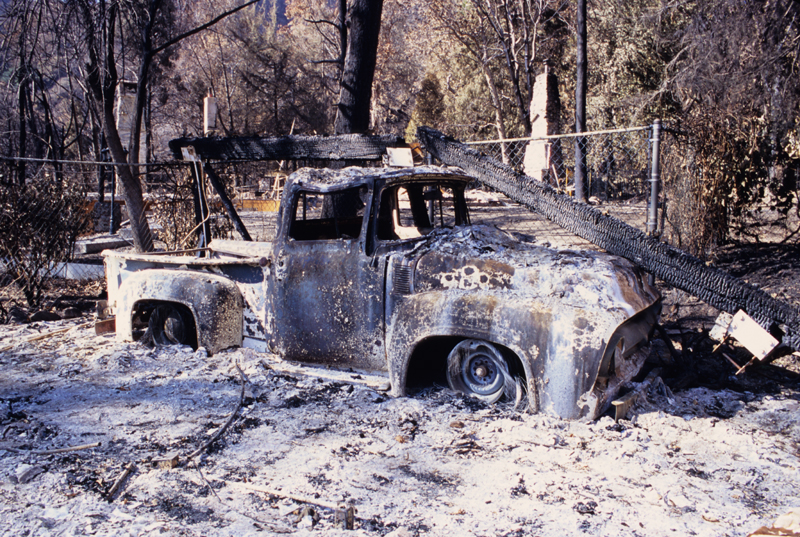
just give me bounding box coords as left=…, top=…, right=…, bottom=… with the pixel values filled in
left=574, top=0, right=587, bottom=202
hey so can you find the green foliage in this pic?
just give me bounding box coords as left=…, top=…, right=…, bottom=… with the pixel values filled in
left=418, top=44, right=522, bottom=142
left=405, top=73, right=445, bottom=141
left=421, top=0, right=572, bottom=140
left=661, top=0, right=800, bottom=252
left=583, top=0, right=800, bottom=254
left=160, top=1, right=335, bottom=138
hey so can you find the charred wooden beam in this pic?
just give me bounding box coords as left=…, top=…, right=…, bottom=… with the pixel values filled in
left=203, top=163, right=252, bottom=241
left=417, top=126, right=800, bottom=352
left=169, top=134, right=405, bottom=162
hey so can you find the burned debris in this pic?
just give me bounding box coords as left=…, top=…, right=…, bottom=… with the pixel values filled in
left=168, top=133, right=405, bottom=162
left=100, top=129, right=800, bottom=423
left=0, top=324, right=798, bottom=535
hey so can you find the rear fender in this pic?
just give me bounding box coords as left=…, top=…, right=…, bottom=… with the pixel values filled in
left=115, top=269, right=243, bottom=354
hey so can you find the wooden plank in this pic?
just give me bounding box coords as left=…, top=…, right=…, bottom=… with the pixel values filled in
left=95, top=318, right=116, bottom=335
left=169, top=134, right=405, bottom=162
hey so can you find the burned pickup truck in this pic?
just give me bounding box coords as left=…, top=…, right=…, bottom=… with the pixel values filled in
left=104, top=165, right=660, bottom=419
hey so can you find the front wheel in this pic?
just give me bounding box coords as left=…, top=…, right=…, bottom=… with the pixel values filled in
left=446, top=339, right=513, bottom=403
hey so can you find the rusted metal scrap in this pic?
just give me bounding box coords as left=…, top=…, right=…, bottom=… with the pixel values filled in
left=417, top=126, right=800, bottom=352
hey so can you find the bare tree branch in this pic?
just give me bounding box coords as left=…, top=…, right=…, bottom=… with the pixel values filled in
left=151, top=0, right=259, bottom=56
left=305, top=18, right=341, bottom=29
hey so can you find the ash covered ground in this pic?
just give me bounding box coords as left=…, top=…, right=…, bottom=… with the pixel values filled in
left=1, top=242, right=799, bottom=537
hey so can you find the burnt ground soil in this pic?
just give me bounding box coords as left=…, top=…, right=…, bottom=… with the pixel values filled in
left=0, top=224, right=799, bottom=535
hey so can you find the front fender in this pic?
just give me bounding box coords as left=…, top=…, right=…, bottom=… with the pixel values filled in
left=385, top=291, right=543, bottom=403
left=385, top=289, right=635, bottom=419
left=115, top=269, right=243, bottom=354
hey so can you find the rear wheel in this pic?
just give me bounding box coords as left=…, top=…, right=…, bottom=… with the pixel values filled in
left=446, top=339, right=512, bottom=403
left=149, top=304, right=195, bottom=347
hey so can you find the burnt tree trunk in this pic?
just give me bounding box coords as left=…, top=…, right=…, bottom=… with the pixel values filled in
left=16, top=75, right=28, bottom=186
left=100, top=87, right=154, bottom=252
left=333, top=0, right=384, bottom=135
left=80, top=0, right=154, bottom=252
left=128, top=0, right=162, bottom=173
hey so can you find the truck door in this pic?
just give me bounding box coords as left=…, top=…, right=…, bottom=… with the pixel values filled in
left=271, top=184, right=386, bottom=371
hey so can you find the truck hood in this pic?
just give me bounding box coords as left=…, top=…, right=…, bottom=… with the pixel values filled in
left=410, top=225, right=659, bottom=315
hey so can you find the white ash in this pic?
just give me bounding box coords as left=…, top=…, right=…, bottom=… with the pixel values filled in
left=0, top=317, right=798, bottom=536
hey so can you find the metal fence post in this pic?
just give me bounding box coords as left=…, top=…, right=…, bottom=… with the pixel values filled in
left=575, top=136, right=587, bottom=202
left=574, top=0, right=587, bottom=203
left=647, top=120, right=661, bottom=238
left=647, top=120, right=661, bottom=286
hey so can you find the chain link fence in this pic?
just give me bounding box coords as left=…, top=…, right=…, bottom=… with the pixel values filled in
left=466, top=126, right=653, bottom=199
left=463, top=125, right=658, bottom=249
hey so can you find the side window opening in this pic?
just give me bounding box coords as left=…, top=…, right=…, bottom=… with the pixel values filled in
left=377, top=183, right=463, bottom=241
left=290, top=186, right=367, bottom=241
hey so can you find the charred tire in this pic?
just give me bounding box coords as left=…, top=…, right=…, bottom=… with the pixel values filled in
left=446, top=339, right=514, bottom=403
left=149, top=304, right=196, bottom=347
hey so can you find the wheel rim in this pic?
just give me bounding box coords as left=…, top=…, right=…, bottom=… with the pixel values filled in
left=446, top=339, right=509, bottom=403
left=150, top=305, right=190, bottom=346
left=462, top=353, right=503, bottom=395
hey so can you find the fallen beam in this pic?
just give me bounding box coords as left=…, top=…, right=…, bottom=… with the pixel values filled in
left=203, top=163, right=252, bottom=241
left=417, top=126, right=800, bottom=352
left=169, top=134, right=405, bottom=162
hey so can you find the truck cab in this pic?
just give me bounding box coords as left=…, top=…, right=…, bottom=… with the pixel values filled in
left=268, top=167, right=472, bottom=371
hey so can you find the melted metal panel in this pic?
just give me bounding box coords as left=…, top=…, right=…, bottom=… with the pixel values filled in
left=217, top=264, right=269, bottom=343
left=115, top=268, right=243, bottom=354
